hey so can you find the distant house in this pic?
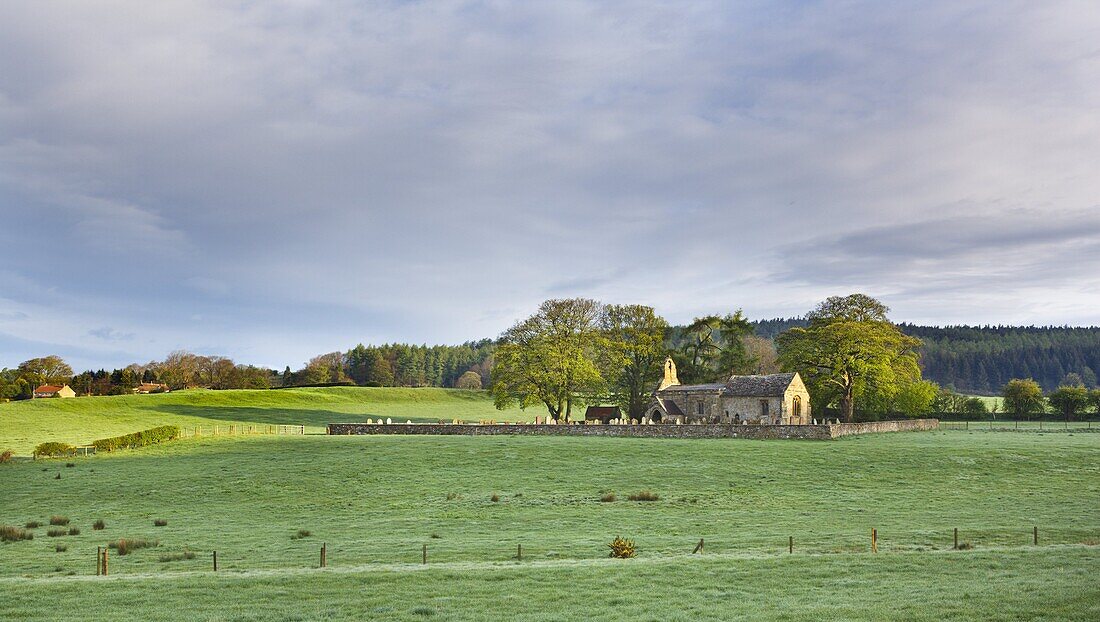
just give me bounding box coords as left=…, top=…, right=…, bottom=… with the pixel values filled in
left=34, top=384, right=76, bottom=399
left=133, top=383, right=170, bottom=394
left=584, top=405, right=621, bottom=424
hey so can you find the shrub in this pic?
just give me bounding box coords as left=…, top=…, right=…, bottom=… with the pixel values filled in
left=0, top=526, right=33, bottom=542
left=600, top=493, right=616, bottom=503
left=628, top=491, right=659, bottom=502
left=291, top=529, right=311, bottom=540
left=0, top=450, right=13, bottom=463
left=49, top=516, right=69, bottom=526
left=158, top=549, right=196, bottom=562
left=92, top=426, right=181, bottom=453
left=153, top=519, right=168, bottom=527
left=109, top=538, right=158, bottom=555
left=55, top=544, right=68, bottom=553
left=25, top=521, right=42, bottom=529
left=33, top=443, right=76, bottom=458
left=47, top=527, right=67, bottom=537
left=93, top=519, right=105, bottom=531
left=68, top=527, right=81, bottom=536
left=608, top=536, right=636, bottom=558
left=490, top=493, right=500, bottom=503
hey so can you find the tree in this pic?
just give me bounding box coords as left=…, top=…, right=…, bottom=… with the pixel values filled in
left=1002, top=379, right=1044, bottom=419
left=892, top=380, right=937, bottom=417
left=776, top=294, right=922, bottom=422
left=1047, top=385, right=1089, bottom=421
left=743, top=335, right=780, bottom=374
left=455, top=370, right=483, bottom=390
left=369, top=356, right=394, bottom=387
left=17, top=355, right=73, bottom=386
left=1088, top=389, right=1100, bottom=416
left=674, top=311, right=755, bottom=383
left=490, top=298, right=607, bottom=422
left=600, top=304, right=669, bottom=419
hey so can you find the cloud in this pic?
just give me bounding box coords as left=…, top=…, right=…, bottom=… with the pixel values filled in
left=0, top=1, right=1098, bottom=367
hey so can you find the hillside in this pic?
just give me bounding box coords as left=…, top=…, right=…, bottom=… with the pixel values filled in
left=0, top=387, right=527, bottom=455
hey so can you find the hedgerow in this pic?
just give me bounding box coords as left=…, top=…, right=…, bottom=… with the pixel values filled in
left=92, top=426, right=181, bottom=453
left=33, top=443, right=76, bottom=458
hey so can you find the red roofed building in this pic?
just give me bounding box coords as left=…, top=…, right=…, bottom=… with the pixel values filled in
left=34, top=384, right=76, bottom=399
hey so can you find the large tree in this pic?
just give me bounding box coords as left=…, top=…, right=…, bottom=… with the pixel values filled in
left=491, top=298, right=607, bottom=422
left=776, top=294, right=922, bottom=422
left=1047, top=385, right=1089, bottom=421
left=673, top=311, right=755, bottom=383
left=17, top=355, right=73, bottom=386
left=600, top=304, right=669, bottom=419
left=1002, top=378, right=1045, bottom=419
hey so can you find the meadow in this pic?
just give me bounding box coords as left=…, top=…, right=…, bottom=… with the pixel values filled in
left=2, top=425, right=1098, bottom=620
left=0, top=387, right=526, bottom=455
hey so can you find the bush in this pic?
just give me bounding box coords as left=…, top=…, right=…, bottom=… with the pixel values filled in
left=153, top=519, right=168, bottom=527
left=33, top=443, right=76, bottom=458
left=93, top=519, right=105, bottom=531
left=600, top=492, right=616, bottom=503
left=0, top=526, right=33, bottom=542
left=628, top=491, right=659, bottom=502
left=49, top=516, right=69, bottom=526
left=291, top=529, right=311, bottom=540
left=25, top=521, right=42, bottom=529
left=47, top=527, right=67, bottom=537
left=158, top=549, right=196, bottom=562
left=92, top=426, right=181, bottom=453
left=109, top=538, right=158, bottom=555
left=608, top=536, right=636, bottom=558
left=0, top=450, right=13, bottom=463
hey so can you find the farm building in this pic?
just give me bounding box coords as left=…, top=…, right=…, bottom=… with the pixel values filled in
left=33, top=384, right=76, bottom=399
left=133, top=383, right=170, bottom=394
left=646, top=358, right=811, bottom=425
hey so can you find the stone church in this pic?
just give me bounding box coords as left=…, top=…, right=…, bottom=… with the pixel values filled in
left=646, top=358, right=811, bottom=425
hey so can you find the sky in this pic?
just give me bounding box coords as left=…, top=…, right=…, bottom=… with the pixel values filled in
left=1, top=1, right=1099, bottom=371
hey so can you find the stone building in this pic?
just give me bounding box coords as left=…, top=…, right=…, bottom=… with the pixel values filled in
left=646, top=358, right=811, bottom=425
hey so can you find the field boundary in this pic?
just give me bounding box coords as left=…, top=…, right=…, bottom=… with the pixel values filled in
left=327, top=419, right=938, bottom=440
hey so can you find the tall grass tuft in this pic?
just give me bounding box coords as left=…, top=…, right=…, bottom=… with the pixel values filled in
left=153, top=518, right=168, bottom=527
left=490, top=493, right=500, bottom=503
left=92, top=519, right=105, bottom=531
left=55, top=544, right=68, bottom=553
left=67, top=527, right=80, bottom=536
left=49, top=516, right=69, bottom=526
left=25, top=521, right=42, bottom=529
left=291, top=529, right=311, bottom=540
left=0, top=526, right=33, bottom=542
left=0, top=450, right=12, bottom=463
left=628, top=491, right=659, bottom=502
left=158, top=549, right=196, bottom=562
left=109, top=538, right=159, bottom=555
left=47, top=527, right=67, bottom=537
left=600, top=492, right=616, bottom=502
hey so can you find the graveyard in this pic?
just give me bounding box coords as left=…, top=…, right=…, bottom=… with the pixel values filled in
left=1, top=422, right=1098, bottom=620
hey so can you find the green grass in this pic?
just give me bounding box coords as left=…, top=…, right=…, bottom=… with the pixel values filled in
left=0, top=387, right=526, bottom=455
left=2, top=430, right=1097, bottom=619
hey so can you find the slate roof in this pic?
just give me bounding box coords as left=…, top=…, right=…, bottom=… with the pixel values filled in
left=656, top=373, right=797, bottom=398
left=722, top=373, right=797, bottom=397
left=655, top=396, right=685, bottom=417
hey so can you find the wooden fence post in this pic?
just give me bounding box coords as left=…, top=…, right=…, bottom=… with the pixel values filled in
left=953, top=527, right=958, bottom=550
left=102, top=547, right=108, bottom=576
left=1033, top=526, right=1038, bottom=546
left=789, top=536, right=793, bottom=554
left=97, top=546, right=101, bottom=575
left=871, top=528, right=877, bottom=553
left=213, top=550, right=218, bottom=571
left=692, top=538, right=704, bottom=554
left=321, top=543, right=326, bottom=568
left=423, top=544, right=427, bottom=565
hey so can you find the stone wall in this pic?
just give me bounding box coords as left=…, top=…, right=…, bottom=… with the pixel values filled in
left=326, top=419, right=938, bottom=440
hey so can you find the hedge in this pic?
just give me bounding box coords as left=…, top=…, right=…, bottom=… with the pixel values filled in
left=33, top=442, right=77, bottom=458
left=92, top=426, right=181, bottom=452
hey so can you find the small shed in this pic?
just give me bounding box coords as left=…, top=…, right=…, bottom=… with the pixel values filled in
left=584, top=406, right=621, bottom=424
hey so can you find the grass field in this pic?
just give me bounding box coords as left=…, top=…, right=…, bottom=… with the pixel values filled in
left=0, top=387, right=526, bottom=455
left=2, top=428, right=1098, bottom=619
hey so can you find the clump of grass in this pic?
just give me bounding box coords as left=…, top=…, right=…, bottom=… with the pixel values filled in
left=0, top=526, right=33, bottom=542
left=55, top=544, right=68, bottom=552
left=67, top=527, right=80, bottom=536
left=153, top=518, right=168, bottom=527
left=956, top=542, right=973, bottom=550
left=607, top=536, right=637, bottom=558
left=108, top=538, right=158, bottom=555
left=600, top=492, right=616, bottom=503
left=0, top=450, right=13, bottom=463
left=411, top=607, right=436, bottom=617
left=92, top=519, right=105, bottom=531
left=490, top=493, right=500, bottom=503
left=49, top=516, right=69, bottom=526
left=65, top=463, right=75, bottom=468
left=430, top=533, right=441, bottom=539
left=54, top=473, right=61, bottom=480
left=47, top=527, right=67, bottom=537
left=627, top=490, right=659, bottom=502
left=446, top=492, right=460, bottom=500
left=158, top=549, right=196, bottom=562
left=25, top=521, right=42, bottom=529
left=291, top=529, right=311, bottom=540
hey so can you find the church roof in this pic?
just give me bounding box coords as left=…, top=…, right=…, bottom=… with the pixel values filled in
left=722, top=373, right=797, bottom=397
left=656, top=373, right=798, bottom=398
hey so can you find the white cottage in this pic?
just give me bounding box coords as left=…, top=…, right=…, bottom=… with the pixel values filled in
left=646, top=358, right=810, bottom=425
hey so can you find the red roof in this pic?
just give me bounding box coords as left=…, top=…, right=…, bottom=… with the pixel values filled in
left=35, top=385, right=64, bottom=393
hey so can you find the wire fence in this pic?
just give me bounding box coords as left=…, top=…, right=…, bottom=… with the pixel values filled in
left=177, top=424, right=306, bottom=439
left=939, top=420, right=1097, bottom=431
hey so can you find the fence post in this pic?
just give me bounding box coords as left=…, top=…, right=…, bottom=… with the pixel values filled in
left=517, top=544, right=522, bottom=561
left=97, top=546, right=101, bottom=575
left=423, top=544, right=427, bottom=565
left=871, top=528, right=877, bottom=553
left=102, top=547, right=108, bottom=576
left=789, top=536, right=793, bottom=554
left=1033, top=526, right=1038, bottom=546
left=321, top=543, right=326, bottom=568
left=965, top=421, right=968, bottom=430
left=692, top=538, right=704, bottom=554
left=213, top=550, right=218, bottom=571
left=953, top=527, right=958, bottom=550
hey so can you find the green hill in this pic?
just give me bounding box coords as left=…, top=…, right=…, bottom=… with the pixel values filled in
left=0, top=387, right=526, bottom=455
